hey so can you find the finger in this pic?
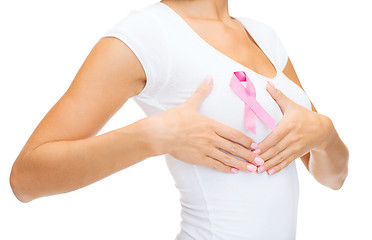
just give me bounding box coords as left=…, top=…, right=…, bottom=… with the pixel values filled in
left=206, top=146, right=258, bottom=173
left=258, top=145, right=297, bottom=174
left=266, top=153, right=298, bottom=175
left=185, top=75, right=213, bottom=110
left=211, top=119, right=257, bottom=151
left=259, top=134, right=291, bottom=161
left=213, top=134, right=261, bottom=167
left=202, top=155, right=239, bottom=174
left=266, top=81, right=293, bottom=114
left=255, top=119, right=289, bottom=155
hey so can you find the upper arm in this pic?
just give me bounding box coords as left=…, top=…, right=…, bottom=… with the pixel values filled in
left=282, top=56, right=316, bottom=172
left=16, top=36, right=147, bottom=161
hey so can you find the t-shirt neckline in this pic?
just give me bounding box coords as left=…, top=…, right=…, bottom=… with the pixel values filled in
left=157, top=1, right=280, bottom=81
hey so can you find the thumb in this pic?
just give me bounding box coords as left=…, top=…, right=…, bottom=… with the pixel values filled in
left=266, top=81, right=292, bottom=114
left=185, top=75, right=213, bottom=110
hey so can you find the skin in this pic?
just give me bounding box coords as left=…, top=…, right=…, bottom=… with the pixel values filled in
left=159, top=0, right=349, bottom=189
left=254, top=66, right=349, bottom=190
left=9, top=0, right=348, bottom=203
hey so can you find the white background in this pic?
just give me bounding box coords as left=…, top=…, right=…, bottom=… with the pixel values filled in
left=1, top=0, right=370, bottom=239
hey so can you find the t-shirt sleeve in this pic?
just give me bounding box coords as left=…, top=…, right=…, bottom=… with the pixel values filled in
left=98, top=9, right=170, bottom=100
left=268, top=26, right=289, bottom=72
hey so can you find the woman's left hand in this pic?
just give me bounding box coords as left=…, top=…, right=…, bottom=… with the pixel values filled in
left=252, top=81, right=333, bottom=175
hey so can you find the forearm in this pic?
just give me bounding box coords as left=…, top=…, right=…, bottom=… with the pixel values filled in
left=308, top=118, right=349, bottom=190
left=10, top=117, right=161, bottom=203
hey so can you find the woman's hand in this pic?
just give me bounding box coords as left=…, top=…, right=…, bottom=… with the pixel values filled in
left=149, top=75, right=262, bottom=174
left=253, top=81, right=333, bottom=175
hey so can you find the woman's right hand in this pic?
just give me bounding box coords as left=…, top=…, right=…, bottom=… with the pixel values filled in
left=149, top=75, right=262, bottom=174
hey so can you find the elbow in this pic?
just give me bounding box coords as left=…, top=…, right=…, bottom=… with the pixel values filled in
left=326, top=167, right=349, bottom=191
left=9, top=162, right=35, bottom=203
left=330, top=148, right=349, bottom=191
left=313, top=162, right=349, bottom=191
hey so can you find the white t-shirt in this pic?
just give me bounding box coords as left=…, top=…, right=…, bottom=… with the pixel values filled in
left=100, top=2, right=312, bottom=239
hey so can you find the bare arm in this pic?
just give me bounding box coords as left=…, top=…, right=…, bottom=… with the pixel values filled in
left=9, top=37, right=160, bottom=203
left=10, top=36, right=262, bottom=203
left=283, top=57, right=349, bottom=190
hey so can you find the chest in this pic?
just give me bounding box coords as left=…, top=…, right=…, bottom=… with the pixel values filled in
left=154, top=56, right=311, bottom=142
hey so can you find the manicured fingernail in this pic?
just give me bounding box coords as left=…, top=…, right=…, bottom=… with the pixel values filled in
left=257, top=166, right=265, bottom=174
left=267, top=168, right=275, bottom=175
left=246, top=164, right=257, bottom=172
left=268, top=81, right=275, bottom=89
left=250, top=142, right=258, bottom=150
left=253, top=149, right=261, bottom=154
left=254, top=157, right=264, bottom=166
left=231, top=167, right=239, bottom=173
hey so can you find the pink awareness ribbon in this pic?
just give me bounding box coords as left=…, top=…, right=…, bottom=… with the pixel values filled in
left=229, top=71, right=277, bottom=134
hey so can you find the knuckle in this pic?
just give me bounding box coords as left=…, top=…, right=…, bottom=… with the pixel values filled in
left=270, top=145, right=279, bottom=155
left=230, top=131, right=238, bottom=142
left=291, top=134, right=301, bottom=143
left=201, top=133, right=214, bottom=146
left=293, top=144, right=302, bottom=154
left=211, top=161, right=220, bottom=170
left=284, top=160, right=291, bottom=168
left=261, top=148, right=275, bottom=160
left=203, top=120, right=214, bottom=130
left=294, top=122, right=301, bottom=131
left=230, top=143, right=238, bottom=155
left=200, top=145, right=211, bottom=155
left=277, top=155, right=285, bottom=163
left=206, top=135, right=216, bottom=146
left=223, top=155, right=232, bottom=165
left=287, top=119, right=296, bottom=129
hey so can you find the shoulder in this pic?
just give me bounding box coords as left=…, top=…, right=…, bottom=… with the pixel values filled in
left=100, top=4, right=170, bottom=99
left=103, top=4, right=165, bottom=39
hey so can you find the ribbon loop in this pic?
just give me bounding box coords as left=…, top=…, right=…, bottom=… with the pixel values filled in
left=230, top=71, right=276, bottom=134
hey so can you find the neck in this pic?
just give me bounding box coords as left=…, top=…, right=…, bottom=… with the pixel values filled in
left=159, top=0, right=231, bottom=22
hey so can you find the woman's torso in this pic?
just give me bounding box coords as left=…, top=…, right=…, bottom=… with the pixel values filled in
left=102, top=2, right=312, bottom=239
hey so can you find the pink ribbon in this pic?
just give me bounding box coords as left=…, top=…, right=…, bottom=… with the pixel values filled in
left=229, top=71, right=276, bottom=134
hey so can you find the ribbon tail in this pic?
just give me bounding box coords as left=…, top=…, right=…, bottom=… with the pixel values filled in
left=244, top=104, right=256, bottom=134
left=247, top=100, right=277, bottom=133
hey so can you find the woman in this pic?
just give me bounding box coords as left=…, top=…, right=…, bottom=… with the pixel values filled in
left=10, top=0, right=349, bottom=239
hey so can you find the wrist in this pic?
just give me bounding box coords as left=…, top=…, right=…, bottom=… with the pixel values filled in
left=312, top=114, right=338, bottom=154
left=116, top=116, right=166, bottom=158
left=136, top=114, right=176, bottom=156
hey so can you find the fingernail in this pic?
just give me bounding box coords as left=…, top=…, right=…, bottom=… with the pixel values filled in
left=268, top=81, right=275, bottom=89
left=253, top=149, right=261, bottom=155
left=250, top=142, right=258, bottom=150
left=257, top=165, right=265, bottom=174
left=231, top=167, right=239, bottom=173
left=246, top=164, right=257, bottom=172
left=267, top=168, right=276, bottom=175
left=254, top=157, right=264, bottom=166
left=203, top=75, right=212, bottom=86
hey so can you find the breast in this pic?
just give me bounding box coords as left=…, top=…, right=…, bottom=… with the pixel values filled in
left=162, top=69, right=305, bottom=238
